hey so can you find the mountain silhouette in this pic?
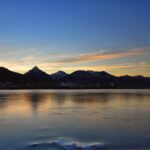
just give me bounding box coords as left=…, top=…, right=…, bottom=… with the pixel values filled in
left=51, top=71, right=68, bottom=79
left=0, top=67, right=23, bottom=82
left=0, top=66, right=149, bottom=89
left=69, top=70, right=114, bottom=78
left=24, top=66, right=51, bottom=80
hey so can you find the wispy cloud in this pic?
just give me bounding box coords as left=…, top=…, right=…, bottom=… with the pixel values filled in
left=57, top=48, right=150, bottom=64
left=58, top=62, right=148, bottom=72
left=1, top=46, right=149, bottom=65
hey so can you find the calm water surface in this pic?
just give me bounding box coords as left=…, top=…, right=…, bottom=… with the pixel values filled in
left=0, top=89, right=150, bottom=150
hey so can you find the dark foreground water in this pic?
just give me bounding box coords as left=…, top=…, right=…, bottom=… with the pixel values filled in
left=0, top=90, right=150, bottom=150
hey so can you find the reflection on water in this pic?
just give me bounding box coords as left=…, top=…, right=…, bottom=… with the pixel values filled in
left=0, top=90, right=150, bottom=150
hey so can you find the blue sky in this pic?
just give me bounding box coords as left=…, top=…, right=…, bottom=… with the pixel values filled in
left=0, top=0, right=150, bottom=75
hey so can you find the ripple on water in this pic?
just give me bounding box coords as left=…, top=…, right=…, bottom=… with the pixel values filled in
left=28, top=137, right=105, bottom=150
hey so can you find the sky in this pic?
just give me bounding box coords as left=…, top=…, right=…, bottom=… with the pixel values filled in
left=0, top=0, right=150, bottom=76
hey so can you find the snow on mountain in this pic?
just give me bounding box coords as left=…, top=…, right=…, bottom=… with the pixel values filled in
left=51, top=71, right=68, bottom=79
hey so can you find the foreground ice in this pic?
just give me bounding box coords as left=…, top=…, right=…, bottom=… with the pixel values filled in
left=29, top=137, right=104, bottom=150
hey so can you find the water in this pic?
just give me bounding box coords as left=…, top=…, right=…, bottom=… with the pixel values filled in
left=0, top=89, right=150, bottom=150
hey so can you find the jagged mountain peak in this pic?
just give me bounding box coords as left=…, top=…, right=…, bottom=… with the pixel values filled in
left=30, top=66, right=41, bottom=71
left=27, top=66, right=44, bottom=73
left=24, top=66, right=50, bottom=79
left=33, top=66, right=39, bottom=69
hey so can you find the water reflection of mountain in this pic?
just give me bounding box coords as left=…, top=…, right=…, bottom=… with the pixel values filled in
left=0, top=94, right=8, bottom=109
left=26, top=93, right=48, bottom=113
left=0, top=90, right=150, bottom=116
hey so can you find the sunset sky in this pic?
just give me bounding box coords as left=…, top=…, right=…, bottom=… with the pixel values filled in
left=0, top=0, right=150, bottom=76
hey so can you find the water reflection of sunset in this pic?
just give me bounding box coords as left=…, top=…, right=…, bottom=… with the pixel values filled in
left=0, top=90, right=150, bottom=117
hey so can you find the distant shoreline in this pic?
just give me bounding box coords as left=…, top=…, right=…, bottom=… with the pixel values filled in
left=0, top=66, right=150, bottom=89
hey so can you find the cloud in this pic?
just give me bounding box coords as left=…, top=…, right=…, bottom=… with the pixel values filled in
left=1, top=46, right=149, bottom=66
left=57, top=63, right=135, bottom=72
left=56, top=48, right=150, bottom=64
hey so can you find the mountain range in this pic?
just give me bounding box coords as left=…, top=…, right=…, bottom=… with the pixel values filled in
left=0, top=66, right=150, bottom=89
